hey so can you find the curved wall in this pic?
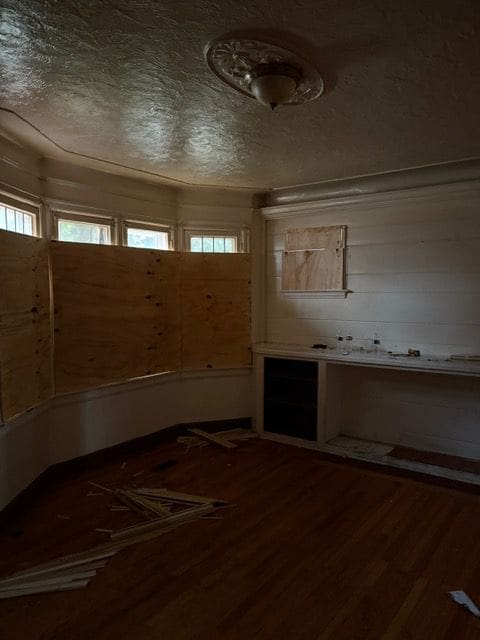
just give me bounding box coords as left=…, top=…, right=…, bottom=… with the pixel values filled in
left=0, top=368, right=253, bottom=510
left=0, top=132, right=254, bottom=510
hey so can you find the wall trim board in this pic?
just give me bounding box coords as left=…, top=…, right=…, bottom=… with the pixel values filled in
left=260, top=180, right=480, bottom=220
left=0, top=367, right=253, bottom=510
left=0, top=366, right=252, bottom=427
left=51, top=366, right=253, bottom=409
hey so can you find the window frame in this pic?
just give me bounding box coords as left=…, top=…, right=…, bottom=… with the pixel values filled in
left=53, top=210, right=116, bottom=245
left=0, top=194, right=39, bottom=237
left=122, top=219, right=174, bottom=251
left=183, top=227, right=248, bottom=253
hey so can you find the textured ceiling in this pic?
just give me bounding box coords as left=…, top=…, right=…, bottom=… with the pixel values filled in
left=0, top=0, right=479, bottom=189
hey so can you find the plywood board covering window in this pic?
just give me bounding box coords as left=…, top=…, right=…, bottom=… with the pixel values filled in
left=51, top=244, right=251, bottom=393
left=52, top=242, right=181, bottom=393
left=0, top=231, right=53, bottom=421
left=180, top=253, right=251, bottom=370
left=282, top=225, right=346, bottom=291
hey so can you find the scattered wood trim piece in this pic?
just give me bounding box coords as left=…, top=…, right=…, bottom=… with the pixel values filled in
left=0, top=560, right=109, bottom=588
left=134, top=488, right=215, bottom=505
left=0, top=579, right=90, bottom=600
left=87, top=481, right=114, bottom=494
left=0, top=570, right=98, bottom=592
left=110, top=503, right=217, bottom=541
left=0, top=550, right=117, bottom=584
left=188, top=428, right=237, bottom=449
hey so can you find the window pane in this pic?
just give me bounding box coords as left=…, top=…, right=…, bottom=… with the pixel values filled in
left=58, top=219, right=111, bottom=245
left=190, top=237, right=203, bottom=252
left=224, top=237, right=235, bottom=253
left=127, top=227, right=169, bottom=250
left=214, top=237, right=225, bottom=252
left=15, top=211, right=24, bottom=233
left=24, top=214, right=33, bottom=235
left=6, top=208, right=15, bottom=231
left=0, top=206, right=6, bottom=230
left=202, top=237, right=214, bottom=252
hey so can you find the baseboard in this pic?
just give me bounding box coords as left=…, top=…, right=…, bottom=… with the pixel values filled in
left=0, top=417, right=251, bottom=528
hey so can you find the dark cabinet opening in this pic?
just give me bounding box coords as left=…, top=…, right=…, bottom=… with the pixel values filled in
left=263, top=357, right=318, bottom=441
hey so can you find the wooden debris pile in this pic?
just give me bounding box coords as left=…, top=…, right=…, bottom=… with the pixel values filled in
left=0, top=548, right=118, bottom=600
left=0, top=487, right=229, bottom=599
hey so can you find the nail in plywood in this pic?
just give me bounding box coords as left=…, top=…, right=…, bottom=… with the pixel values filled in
left=282, top=225, right=346, bottom=291
left=51, top=242, right=182, bottom=394
left=0, top=230, right=53, bottom=422
left=180, top=253, right=251, bottom=370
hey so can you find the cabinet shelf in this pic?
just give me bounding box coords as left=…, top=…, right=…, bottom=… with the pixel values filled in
left=264, top=396, right=317, bottom=410
left=263, top=357, right=318, bottom=442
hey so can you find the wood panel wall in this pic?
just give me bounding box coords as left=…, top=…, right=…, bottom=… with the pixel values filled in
left=265, top=191, right=480, bottom=355
left=52, top=244, right=251, bottom=394
left=52, top=242, right=182, bottom=394
left=180, top=253, right=251, bottom=370
left=0, top=230, right=52, bottom=422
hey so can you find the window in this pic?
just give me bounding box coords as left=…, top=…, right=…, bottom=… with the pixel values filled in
left=184, top=228, right=247, bottom=253
left=0, top=202, right=37, bottom=236
left=124, top=221, right=171, bottom=250
left=190, top=235, right=237, bottom=253
left=54, top=212, right=113, bottom=245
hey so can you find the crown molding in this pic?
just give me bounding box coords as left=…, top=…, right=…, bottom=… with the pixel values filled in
left=257, top=158, right=480, bottom=211
left=259, top=178, right=480, bottom=219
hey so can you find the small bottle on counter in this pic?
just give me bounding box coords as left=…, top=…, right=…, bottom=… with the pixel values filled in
left=372, top=333, right=381, bottom=354
left=336, top=335, right=344, bottom=354
left=345, top=335, right=353, bottom=354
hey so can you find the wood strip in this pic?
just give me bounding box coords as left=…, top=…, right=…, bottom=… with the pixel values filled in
left=0, top=579, right=90, bottom=600
left=218, top=429, right=259, bottom=441
left=110, top=503, right=217, bottom=541
left=0, top=550, right=117, bottom=583
left=188, top=428, right=238, bottom=449
left=123, top=491, right=171, bottom=516
left=134, top=488, right=217, bottom=505
left=0, top=570, right=97, bottom=592
left=0, top=560, right=108, bottom=588
left=115, top=490, right=156, bottom=520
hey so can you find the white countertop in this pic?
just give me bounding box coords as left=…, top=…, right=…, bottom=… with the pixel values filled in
left=254, top=342, right=480, bottom=377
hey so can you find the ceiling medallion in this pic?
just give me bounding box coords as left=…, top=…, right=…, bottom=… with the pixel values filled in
left=205, top=37, right=324, bottom=110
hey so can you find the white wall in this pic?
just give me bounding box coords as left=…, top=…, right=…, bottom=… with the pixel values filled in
left=263, top=183, right=480, bottom=357
left=0, top=368, right=253, bottom=510
left=260, top=182, right=480, bottom=457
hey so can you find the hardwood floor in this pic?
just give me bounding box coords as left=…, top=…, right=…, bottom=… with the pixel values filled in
left=1, top=436, right=480, bottom=639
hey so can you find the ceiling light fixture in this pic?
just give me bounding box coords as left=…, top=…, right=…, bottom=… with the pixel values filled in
left=205, top=37, right=324, bottom=111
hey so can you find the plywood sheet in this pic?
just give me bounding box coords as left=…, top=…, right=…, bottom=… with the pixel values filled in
left=52, top=242, right=181, bottom=394
left=282, top=226, right=345, bottom=291
left=180, top=253, right=251, bottom=370
left=285, top=226, right=345, bottom=251
left=0, top=230, right=53, bottom=422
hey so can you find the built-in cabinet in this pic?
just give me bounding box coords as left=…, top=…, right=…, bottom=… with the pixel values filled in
left=255, top=344, right=480, bottom=462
